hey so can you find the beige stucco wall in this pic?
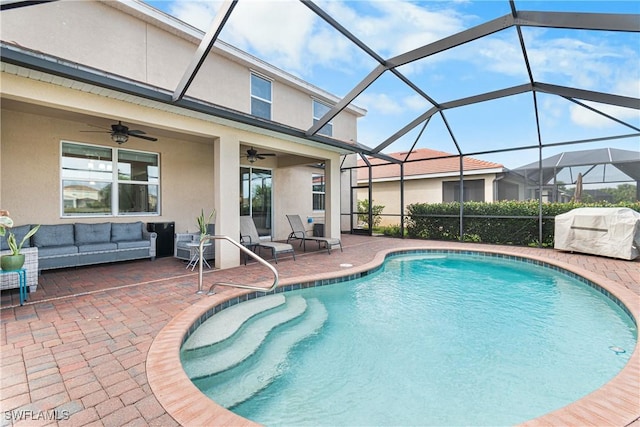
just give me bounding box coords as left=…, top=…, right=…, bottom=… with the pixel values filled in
left=0, top=0, right=361, bottom=140
left=0, top=107, right=216, bottom=231
left=357, top=173, right=498, bottom=227
left=1, top=0, right=361, bottom=268
left=1, top=71, right=344, bottom=242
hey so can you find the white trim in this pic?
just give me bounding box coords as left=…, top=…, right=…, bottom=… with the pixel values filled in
left=357, top=167, right=505, bottom=184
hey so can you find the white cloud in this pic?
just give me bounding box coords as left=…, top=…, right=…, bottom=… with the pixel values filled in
left=168, top=1, right=221, bottom=32
left=222, top=1, right=317, bottom=71
left=358, top=93, right=405, bottom=115
left=570, top=102, right=640, bottom=129
left=525, top=31, right=638, bottom=93
left=404, top=94, right=431, bottom=112
left=357, top=92, right=431, bottom=116
left=348, top=1, right=465, bottom=57
left=163, top=0, right=470, bottom=76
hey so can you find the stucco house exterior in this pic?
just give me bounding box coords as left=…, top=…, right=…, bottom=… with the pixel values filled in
left=0, top=0, right=366, bottom=268
left=356, top=148, right=505, bottom=226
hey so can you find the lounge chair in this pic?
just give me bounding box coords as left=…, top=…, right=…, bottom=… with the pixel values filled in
left=239, top=216, right=295, bottom=264
left=286, top=214, right=342, bottom=254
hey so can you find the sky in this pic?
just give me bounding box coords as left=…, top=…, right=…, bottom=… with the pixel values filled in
left=142, top=0, right=639, bottom=169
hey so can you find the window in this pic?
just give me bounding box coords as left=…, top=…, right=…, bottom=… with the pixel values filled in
left=312, top=174, right=325, bottom=211
left=442, top=179, right=485, bottom=202
left=61, top=142, right=159, bottom=216
left=313, top=99, right=333, bottom=137
left=251, top=73, right=272, bottom=120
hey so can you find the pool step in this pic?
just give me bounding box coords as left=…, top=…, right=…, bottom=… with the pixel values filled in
left=195, top=298, right=328, bottom=409
left=183, top=294, right=286, bottom=351
left=182, top=295, right=308, bottom=379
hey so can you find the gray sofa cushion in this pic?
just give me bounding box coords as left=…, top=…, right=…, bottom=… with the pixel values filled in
left=111, top=222, right=143, bottom=242
left=75, top=223, right=111, bottom=245
left=116, top=240, right=150, bottom=250
left=0, top=224, right=32, bottom=251
left=38, top=245, right=78, bottom=257
left=34, top=224, right=75, bottom=247
left=77, top=242, right=118, bottom=253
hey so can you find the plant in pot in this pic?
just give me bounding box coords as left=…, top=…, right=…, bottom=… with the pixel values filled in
left=0, top=210, right=40, bottom=271
left=196, top=209, right=216, bottom=242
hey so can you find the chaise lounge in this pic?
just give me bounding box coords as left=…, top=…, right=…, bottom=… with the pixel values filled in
left=240, top=216, right=295, bottom=264
left=286, top=214, right=342, bottom=254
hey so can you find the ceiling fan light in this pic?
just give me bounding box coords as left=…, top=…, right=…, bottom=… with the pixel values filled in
left=112, top=133, right=128, bottom=144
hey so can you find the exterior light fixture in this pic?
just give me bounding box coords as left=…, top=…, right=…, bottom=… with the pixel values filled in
left=111, top=133, right=128, bottom=144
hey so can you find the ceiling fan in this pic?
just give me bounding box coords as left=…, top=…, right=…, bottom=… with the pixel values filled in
left=244, top=147, right=275, bottom=163
left=81, top=121, right=158, bottom=144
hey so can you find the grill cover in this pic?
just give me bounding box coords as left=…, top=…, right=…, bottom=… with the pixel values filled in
left=554, top=207, right=640, bottom=260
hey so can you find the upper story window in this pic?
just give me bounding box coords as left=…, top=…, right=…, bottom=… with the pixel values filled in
left=61, top=141, right=159, bottom=216
left=313, top=99, right=333, bottom=137
left=312, top=173, right=325, bottom=211
left=251, top=73, right=272, bottom=120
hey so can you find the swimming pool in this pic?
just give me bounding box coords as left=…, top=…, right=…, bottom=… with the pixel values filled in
left=181, top=252, right=637, bottom=426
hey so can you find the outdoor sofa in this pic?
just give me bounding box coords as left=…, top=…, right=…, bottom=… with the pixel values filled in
left=1, top=221, right=156, bottom=294
left=33, top=221, right=157, bottom=271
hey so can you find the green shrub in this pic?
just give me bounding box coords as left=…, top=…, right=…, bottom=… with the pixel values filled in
left=406, top=200, right=640, bottom=247
left=357, top=199, right=385, bottom=228
left=376, top=224, right=405, bottom=237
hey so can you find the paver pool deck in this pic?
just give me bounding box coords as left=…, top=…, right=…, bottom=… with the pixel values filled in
left=1, top=234, right=639, bottom=426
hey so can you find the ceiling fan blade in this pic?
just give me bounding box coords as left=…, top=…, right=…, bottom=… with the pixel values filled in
left=80, top=130, right=110, bottom=133
left=127, top=129, right=147, bottom=135
left=260, top=153, right=276, bottom=156
left=128, top=133, right=158, bottom=142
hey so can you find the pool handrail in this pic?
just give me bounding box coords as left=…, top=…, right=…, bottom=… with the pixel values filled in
left=197, top=234, right=279, bottom=295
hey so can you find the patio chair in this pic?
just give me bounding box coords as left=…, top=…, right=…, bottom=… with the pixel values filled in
left=239, top=216, right=295, bottom=264
left=286, top=214, right=342, bottom=254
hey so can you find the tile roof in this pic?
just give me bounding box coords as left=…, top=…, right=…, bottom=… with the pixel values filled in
left=357, top=148, right=504, bottom=181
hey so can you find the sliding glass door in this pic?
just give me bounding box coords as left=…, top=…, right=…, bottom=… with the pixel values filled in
left=240, top=167, right=272, bottom=237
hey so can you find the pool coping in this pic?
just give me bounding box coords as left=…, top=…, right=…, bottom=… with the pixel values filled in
left=146, top=246, right=640, bottom=427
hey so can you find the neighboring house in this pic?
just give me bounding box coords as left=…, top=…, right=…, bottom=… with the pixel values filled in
left=356, top=148, right=505, bottom=226
left=0, top=0, right=365, bottom=268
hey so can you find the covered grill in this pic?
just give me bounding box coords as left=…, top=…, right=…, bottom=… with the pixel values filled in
left=554, top=207, right=640, bottom=260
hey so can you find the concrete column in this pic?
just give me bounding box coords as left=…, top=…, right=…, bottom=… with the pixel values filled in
left=213, top=136, right=240, bottom=269
left=324, top=155, right=341, bottom=239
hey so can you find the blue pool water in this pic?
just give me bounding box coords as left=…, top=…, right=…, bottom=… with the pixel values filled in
left=196, top=253, right=637, bottom=426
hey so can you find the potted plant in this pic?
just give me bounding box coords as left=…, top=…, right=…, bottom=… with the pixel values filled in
left=196, top=209, right=216, bottom=241
left=1, top=210, right=40, bottom=271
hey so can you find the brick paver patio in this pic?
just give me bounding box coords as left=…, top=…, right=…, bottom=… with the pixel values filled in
left=1, top=235, right=638, bottom=426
